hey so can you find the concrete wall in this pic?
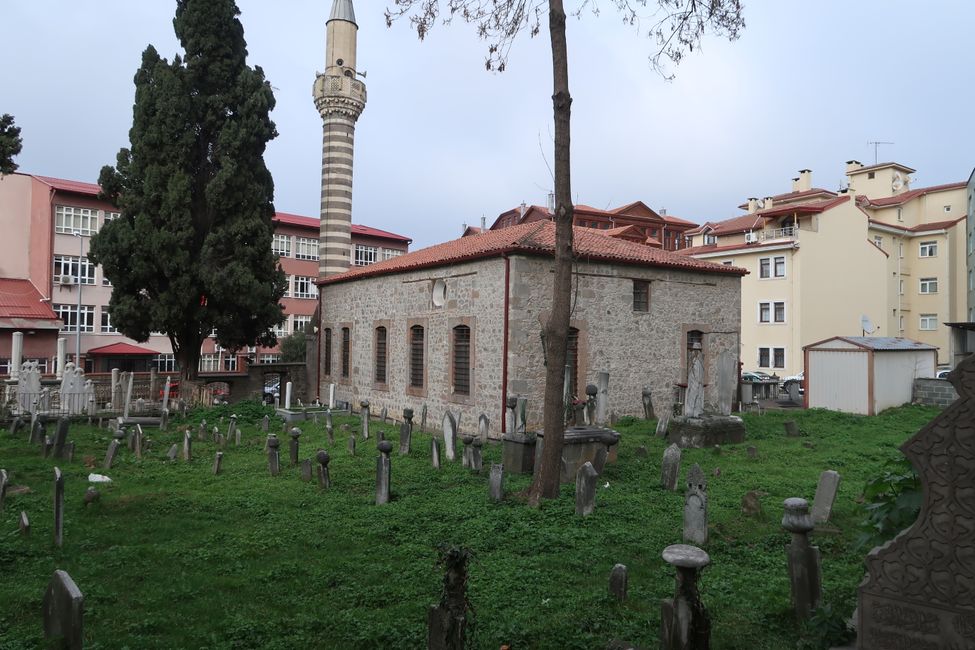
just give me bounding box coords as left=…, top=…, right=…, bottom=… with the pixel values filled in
left=913, top=377, right=958, bottom=407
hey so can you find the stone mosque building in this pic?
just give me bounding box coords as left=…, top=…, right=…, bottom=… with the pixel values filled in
left=313, top=0, right=744, bottom=434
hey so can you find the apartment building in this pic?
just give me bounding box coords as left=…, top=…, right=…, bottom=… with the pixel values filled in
left=683, top=162, right=967, bottom=376
left=0, top=172, right=410, bottom=375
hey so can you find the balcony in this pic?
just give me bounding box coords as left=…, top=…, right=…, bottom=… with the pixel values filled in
left=745, top=226, right=798, bottom=244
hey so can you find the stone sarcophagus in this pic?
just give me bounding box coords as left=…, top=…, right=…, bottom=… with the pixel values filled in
left=857, top=356, right=975, bottom=648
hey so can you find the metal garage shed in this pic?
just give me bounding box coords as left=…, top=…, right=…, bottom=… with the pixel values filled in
left=803, top=336, right=937, bottom=415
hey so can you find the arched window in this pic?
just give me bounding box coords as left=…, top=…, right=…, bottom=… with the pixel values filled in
left=452, top=325, right=471, bottom=395
left=341, top=327, right=350, bottom=378
left=374, top=326, right=387, bottom=384
left=409, top=325, right=424, bottom=388
left=323, top=328, right=332, bottom=376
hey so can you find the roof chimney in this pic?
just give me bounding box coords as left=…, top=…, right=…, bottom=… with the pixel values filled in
left=660, top=207, right=667, bottom=216
left=763, top=196, right=774, bottom=210
left=481, top=216, right=486, bottom=232
left=547, top=192, right=555, bottom=212
left=791, top=177, right=800, bottom=192
left=519, top=202, right=527, bottom=219
left=845, top=160, right=863, bottom=174
left=797, top=169, right=812, bottom=192
left=747, top=197, right=759, bottom=213
left=461, top=222, right=467, bottom=235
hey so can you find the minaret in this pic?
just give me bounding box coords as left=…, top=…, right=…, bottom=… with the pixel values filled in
left=314, top=0, right=367, bottom=277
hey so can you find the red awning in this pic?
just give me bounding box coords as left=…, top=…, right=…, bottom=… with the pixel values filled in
left=86, top=342, right=159, bottom=356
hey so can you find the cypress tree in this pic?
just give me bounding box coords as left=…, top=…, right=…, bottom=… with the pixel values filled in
left=90, top=0, right=286, bottom=382
left=0, top=114, right=23, bottom=175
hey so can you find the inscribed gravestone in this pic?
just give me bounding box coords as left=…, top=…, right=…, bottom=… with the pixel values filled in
left=683, top=463, right=708, bottom=546
left=43, top=570, right=84, bottom=650
left=683, top=353, right=705, bottom=418
left=715, top=350, right=736, bottom=416
left=442, top=411, right=457, bottom=461
left=810, top=470, right=840, bottom=525
left=488, top=464, right=504, bottom=502
left=661, top=444, right=681, bottom=491
left=609, top=564, right=628, bottom=601
left=575, top=461, right=598, bottom=516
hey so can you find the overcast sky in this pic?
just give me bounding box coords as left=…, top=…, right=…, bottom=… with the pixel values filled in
left=4, top=1, right=973, bottom=248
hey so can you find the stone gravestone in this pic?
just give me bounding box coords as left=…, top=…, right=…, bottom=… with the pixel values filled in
left=52, top=418, right=70, bottom=459
left=360, top=400, right=371, bottom=440
left=261, top=415, right=269, bottom=433
left=103, top=439, right=120, bottom=470
left=0, top=468, right=8, bottom=511
left=741, top=490, right=763, bottom=517
left=715, top=350, right=736, bottom=416
left=660, top=544, right=711, bottom=650
left=427, top=547, right=471, bottom=650
left=420, top=403, right=427, bottom=433
left=442, top=411, right=457, bottom=462
left=348, top=434, right=356, bottom=456
left=505, top=397, right=517, bottom=434
left=810, top=470, right=841, bottom=525
left=20, top=511, right=30, bottom=536
left=267, top=435, right=281, bottom=476
left=375, top=441, right=392, bottom=505
left=488, top=464, right=504, bottom=502
left=746, top=445, right=758, bottom=459
left=661, top=444, right=682, bottom=491
left=609, top=564, right=628, bottom=601
left=289, top=428, right=301, bottom=466
left=53, top=467, right=64, bottom=547
left=858, top=357, right=975, bottom=649
left=227, top=415, right=238, bottom=445
left=213, top=452, right=224, bottom=476
left=784, top=420, right=800, bottom=437
left=516, top=397, right=527, bottom=434
left=642, top=386, right=655, bottom=420
left=380, top=406, right=388, bottom=424
left=584, top=384, right=597, bottom=425
left=431, top=438, right=441, bottom=469
left=683, top=353, right=705, bottom=418
left=683, top=463, right=708, bottom=546
left=460, top=435, right=473, bottom=469
left=595, top=373, right=609, bottom=426
left=655, top=414, right=670, bottom=438
left=575, top=461, right=598, bottom=516
left=477, top=414, right=489, bottom=442
left=29, top=419, right=44, bottom=446
left=782, top=498, right=822, bottom=621
left=198, top=420, right=207, bottom=441
left=316, top=450, right=331, bottom=489
left=182, top=431, right=192, bottom=461
left=399, top=408, right=414, bottom=455
left=166, top=444, right=179, bottom=461
left=470, top=439, right=484, bottom=473
left=43, top=569, right=84, bottom=650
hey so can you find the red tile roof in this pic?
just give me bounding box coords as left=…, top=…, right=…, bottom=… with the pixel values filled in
left=33, top=175, right=102, bottom=197
left=351, top=224, right=412, bottom=243
left=86, top=342, right=158, bottom=356
left=681, top=239, right=798, bottom=256
left=272, top=212, right=410, bottom=242
left=319, top=221, right=746, bottom=286
left=857, top=182, right=967, bottom=208
left=690, top=196, right=851, bottom=236
left=0, top=279, right=59, bottom=320
left=868, top=216, right=965, bottom=233
left=737, top=188, right=837, bottom=210
left=272, top=212, right=318, bottom=228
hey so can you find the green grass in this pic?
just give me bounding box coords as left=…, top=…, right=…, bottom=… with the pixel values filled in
left=0, top=403, right=938, bottom=649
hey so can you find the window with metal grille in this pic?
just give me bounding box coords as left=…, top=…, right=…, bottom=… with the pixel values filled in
left=632, top=280, right=649, bottom=312
left=409, top=325, right=424, bottom=388
left=375, top=327, right=388, bottom=384
left=341, top=327, right=350, bottom=378
left=452, top=325, right=471, bottom=395
left=323, top=328, right=332, bottom=376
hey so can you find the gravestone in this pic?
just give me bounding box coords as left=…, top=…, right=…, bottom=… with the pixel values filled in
left=43, top=436, right=53, bottom=458
left=683, top=463, right=708, bottom=546
left=642, top=386, right=655, bottom=420
left=284, top=381, right=293, bottom=410
left=488, top=464, right=504, bottom=501
left=427, top=548, right=471, bottom=650
left=683, top=353, right=705, bottom=418
left=53, top=467, right=64, bottom=547
left=261, top=415, right=269, bottom=433
left=360, top=400, right=370, bottom=440
left=289, top=428, right=301, bottom=466
left=442, top=411, right=457, bottom=461
left=300, top=459, right=313, bottom=482
left=380, top=406, right=388, bottom=424
left=858, top=356, right=975, bottom=649
left=810, top=470, right=840, bottom=525
left=267, top=435, right=280, bottom=476
left=635, top=445, right=648, bottom=458
left=470, top=439, right=484, bottom=473
left=43, top=569, right=84, bottom=650
left=595, top=372, right=610, bottom=426
left=516, top=397, right=527, bottom=433
left=20, top=511, right=30, bottom=536
left=133, top=425, right=144, bottom=460
left=400, top=408, right=414, bottom=455
left=741, top=490, right=763, bottom=517
left=715, top=350, right=736, bottom=416
left=316, top=450, right=330, bottom=489
left=782, top=498, right=822, bottom=621
left=0, top=468, right=8, bottom=511
left=198, top=420, right=207, bottom=441
left=784, top=420, right=800, bottom=437
left=9, top=415, right=25, bottom=438
left=103, top=440, right=120, bottom=470
left=166, top=444, right=179, bottom=461
left=376, top=441, right=392, bottom=505
left=347, top=433, right=356, bottom=456
left=661, top=444, right=682, bottom=491
left=52, top=418, right=70, bottom=459
left=477, top=414, right=489, bottom=442
left=213, top=452, right=224, bottom=476
left=83, top=487, right=100, bottom=507
left=29, top=419, right=44, bottom=446
left=505, top=396, right=517, bottom=434
left=461, top=434, right=473, bottom=469
left=420, top=403, right=427, bottom=432
left=592, top=447, right=608, bottom=476
left=431, top=438, right=441, bottom=469
left=325, top=409, right=333, bottom=430
left=227, top=415, right=238, bottom=445
left=575, top=461, right=599, bottom=516
left=746, top=445, right=758, bottom=459
left=182, top=432, right=192, bottom=461
left=660, top=544, right=711, bottom=650
left=609, top=564, right=628, bottom=602
left=655, top=415, right=670, bottom=438
left=787, top=380, right=801, bottom=403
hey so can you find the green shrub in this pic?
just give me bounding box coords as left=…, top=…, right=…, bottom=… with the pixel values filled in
left=796, top=604, right=855, bottom=650
left=857, top=455, right=921, bottom=550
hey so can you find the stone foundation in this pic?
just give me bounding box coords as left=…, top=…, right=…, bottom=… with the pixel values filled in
left=668, top=415, right=745, bottom=449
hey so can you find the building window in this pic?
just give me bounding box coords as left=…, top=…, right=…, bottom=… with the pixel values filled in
left=293, top=315, right=311, bottom=333
left=354, top=245, right=377, bottom=266
left=867, top=171, right=876, bottom=179
left=759, top=258, right=770, bottom=278
left=632, top=280, right=649, bottom=312
left=774, top=302, right=785, bottom=322
left=323, top=328, right=332, bottom=376
left=919, top=241, right=938, bottom=257
left=944, top=205, right=952, bottom=213
left=919, top=277, right=939, bottom=294
left=409, top=325, right=424, bottom=388
left=0, top=358, right=9, bottom=376
left=272, top=320, right=288, bottom=338
left=223, top=355, right=238, bottom=372
left=774, top=348, right=785, bottom=368
left=758, top=301, right=786, bottom=323
left=54, top=304, right=94, bottom=332
left=100, top=309, right=118, bottom=333
left=452, top=325, right=471, bottom=396
left=341, top=327, right=350, bottom=378
left=873, top=235, right=883, bottom=249
left=900, top=279, right=905, bottom=295
left=104, top=211, right=120, bottom=223
left=282, top=275, right=291, bottom=298
left=898, top=242, right=904, bottom=258
left=704, top=233, right=717, bottom=245
left=260, top=353, right=282, bottom=364
left=381, top=248, right=403, bottom=261
left=55, top=205, right=98, bottom=235
left=272, top=234, right=291, bottom=257
left=294, top=237, right=319, bottom=261
left=897, top=207, right=903, bottom=222
left=374, top=326, right=387, bottom=384
left=154, top=354, right=177, bottom=372
left=919, top=314, right=938, bottom=331
left=293, top=276, right=316, bottom=299
left=899, top=315, right=905, bottom=332
left=199, top=354, right=220, bottom=372
left=758, top=347, right=785, bottom=369
left=53, top=255, right=95, bottom=285
left=774, top=256, right=785, bottom=277
left=25, top=358, right=49, bottom=373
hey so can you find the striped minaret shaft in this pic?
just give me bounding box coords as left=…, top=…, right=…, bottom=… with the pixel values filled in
left=314, top=0, right=366, bottom=278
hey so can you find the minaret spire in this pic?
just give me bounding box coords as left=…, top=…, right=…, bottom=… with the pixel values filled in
left=314, top=0, right=366, bottom=277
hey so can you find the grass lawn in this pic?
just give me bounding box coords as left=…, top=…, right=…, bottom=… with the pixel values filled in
left=0, top=403, right=937, bottom=649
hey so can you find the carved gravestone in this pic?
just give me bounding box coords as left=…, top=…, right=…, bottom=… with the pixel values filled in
left=683, top=463, right=708, bottom=546
left=478, top=414, right=489, bottom=442
left=431, top=438, right=441, bottom=469
left=400, top=408, right=414, bottom=455
left=609, top=564, right=628, bottom=602
left=661, top=444, right=682, bottom=491
left=505, top=397, right=517, bottom=434
left=858, top=358, right=975, bottom=648
left=595, top=372, right=609, bottom=426
left=360, top=400, right=371, bottom=440
left=655, top=414, right=670, bottom=438
left=420, top=403, right=428, bottom=432
left=683, top=353, right=705, bottom=418
left=442, top=411, right=457, bottom=462
left=316, top=450, right=331, bottom=489
left=660, top=545, right=711, bottom=650
left=782, top=498, right=822, bottom=621
left=488, top=464, right=504, bottom=502
left=213, top=452, right=224, bottom=476
left=575, top=461, right=598, bottom=517
left=642, top=386, right=654, bottom=420
left=811, top=470, right=841, bottom=525
left=585, top=384, right=597, bottom=425
left=376, top=441, right=392, bottom=505
left=43, top=569, right=84, bottom=649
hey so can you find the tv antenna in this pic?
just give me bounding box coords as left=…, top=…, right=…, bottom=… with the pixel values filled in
left=867, top=141, right=894, bottom=165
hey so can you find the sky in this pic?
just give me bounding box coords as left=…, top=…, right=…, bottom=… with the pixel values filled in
left=4, top=1, right=973, bottom=249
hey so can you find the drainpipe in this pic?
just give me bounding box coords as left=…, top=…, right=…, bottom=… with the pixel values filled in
left=316, top=285, right=322, bottom=401
left=501, top=254, right=511, bottom=432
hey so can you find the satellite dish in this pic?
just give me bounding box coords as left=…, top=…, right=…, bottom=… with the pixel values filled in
left=861, top=315, right=876, bottom=335
left=892, top=173, right=904, bottom=192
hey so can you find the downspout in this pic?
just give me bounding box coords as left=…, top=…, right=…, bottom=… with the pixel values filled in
left=316, top=285, right=322, bottom=401
left=501, top=254, right=511, bottom=432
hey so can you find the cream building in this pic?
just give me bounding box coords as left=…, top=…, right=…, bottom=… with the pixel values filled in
left=684, top=162, right=967, bottom=376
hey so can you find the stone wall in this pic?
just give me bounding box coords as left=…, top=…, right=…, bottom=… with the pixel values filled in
left=912, top=377, right=957, bottom=407
left=506, top=256, right=741, bottom=429
left=320, top=253, right=742, bottom=438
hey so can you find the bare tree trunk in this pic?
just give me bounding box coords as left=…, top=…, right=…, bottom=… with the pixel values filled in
left=173, top=331, right=203, bottom=383
left=528, top=0, right=574, bottom=506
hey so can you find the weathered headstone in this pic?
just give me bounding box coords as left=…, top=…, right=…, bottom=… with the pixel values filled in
left=261, top=415, right=269, bottom=432
left=683, top=464, right=708, bottom=546
left=53, top=467, right=64, bottom=547
left=516, top=396, right=527, bottom=434
left=810, top=470, right=840, bottom=525
left=460, top=434, right=473, bottom=469
left=284, top=381, right=293, bottom=410
left=19, top=510, right=30, bottom=536
left=592, top=446, right=608, bottom=475
left=0, top=468, right=8, bottom=511
left=376, top=440, right=392, bottom=505
left=43, top=436, right=54, bottom=458
left=683, top=353, right=705, bottom=418
left=420, top=403, right=427, bottom=432
left=784, top=420, right=800, bottom=437
left=746, top=445, right=758, bottom=459
left=741, top=490, right=763, bottom=517
left=660, top=544, right=711, bottom=650
left=431, top=438, right=441, bottom=469
left=29, top=419, right=44, bottom=446
left=470, top=438, right=484, bottom=473
left=477, top=413, right=489, bottom=442
left=488, top=464, right=504, bottom=502
left=166, top=444, right=179, bottom=461
left=213, top=451, right=224, bottom=476
left=782, top=498, right=822, bottom=621
left=400, top=408, right=414, bottom=455
left=348, top=434, right=356, bottom=456
left=609, top=564, right=628, bottom=602
left=289, top=427, right=301, bottom=466
left=227, top=414, right=238, bottom=444
left=52, top=417, right=70, bottom=459
left=198, top=419, right=207, bottom=441
left=360, top=400, right=370, bottom=440
left=43, top=569, right=84, bottom=650
left=182, top=431, right=192, bottom=461
left=316, top=450, right=331, bottom=489
left=595, top=372, right=610, bottom=426
left=380, top=406, right=388, bottom=423
left=655, top=414, right=670, bottom=438
left=661, top=443, right=682, bottom=491
left=715, top=350, right=736, bottom=416
left=133, top=425, right=145, bottom=460
left=10, top=415, right=25, bottom=438
left=300, top=459, right=313, bottom=482
left=123, top=371, right=134, bottom=420
left=103, top=440, right=120, bottom=470
left=442, top=411, right=457, bottom=461
left=267, top=435, right=280, bottom=476
left=585, top=385, right=597, bottom=425
left=575, top=461, right=599, bottom=516
left=642, top=386, right=655, bottom=420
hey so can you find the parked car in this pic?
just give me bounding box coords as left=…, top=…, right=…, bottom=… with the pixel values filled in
left=742, top=371, right=773, bottom=382
left=783, top=371, right=804, bottom=395
left=936, top=368, right=951, bottom=379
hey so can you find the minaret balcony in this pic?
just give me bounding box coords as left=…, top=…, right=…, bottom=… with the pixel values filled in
left=314, top=73, right=367, bottom=103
